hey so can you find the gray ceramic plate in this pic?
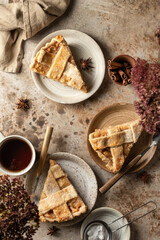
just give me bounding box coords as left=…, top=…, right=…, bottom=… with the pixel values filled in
left=25, top=152, right=98, bottom=227
left=31, top=29, right=105, bottom=104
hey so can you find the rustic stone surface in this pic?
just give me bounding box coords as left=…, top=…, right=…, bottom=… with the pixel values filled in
left=0, top=0, right=160, bottom=239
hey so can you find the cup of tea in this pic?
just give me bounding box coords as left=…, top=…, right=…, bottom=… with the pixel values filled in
left=0, top=132, right=36, bottom=176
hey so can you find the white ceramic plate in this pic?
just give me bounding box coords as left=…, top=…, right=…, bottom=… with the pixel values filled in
left=31, top=29, right=105, bottom=104
left=25, top=152, right=98, bottom=227
left=80, top=207, right=130, bottom=240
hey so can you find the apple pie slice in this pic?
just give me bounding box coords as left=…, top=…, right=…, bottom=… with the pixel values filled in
left=30, top=35, right=87, bottom=92
left=89, top=120, right=142, bottom=173
left=38, top=160, right=87, bottom=223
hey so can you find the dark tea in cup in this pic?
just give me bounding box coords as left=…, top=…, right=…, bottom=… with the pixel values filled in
left=0, top=139, right=32, bottom=172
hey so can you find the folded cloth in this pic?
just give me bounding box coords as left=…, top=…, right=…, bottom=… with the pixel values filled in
left=0, top=0, right=70, bottom=73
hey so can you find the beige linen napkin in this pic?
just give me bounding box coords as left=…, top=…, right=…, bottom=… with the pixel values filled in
left=0, top=0, right=70, bottom=73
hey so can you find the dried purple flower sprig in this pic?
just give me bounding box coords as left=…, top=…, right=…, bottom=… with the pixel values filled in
left=0, top=175, right=39, bottom=240
left=131, top=58, right=160, bottom=135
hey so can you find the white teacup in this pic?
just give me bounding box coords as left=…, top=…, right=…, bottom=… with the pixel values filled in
left=0, top=132, right=36, bottom=176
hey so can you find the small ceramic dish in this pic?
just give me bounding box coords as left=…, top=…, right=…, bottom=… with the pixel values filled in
left=80, top=207, right=130, bottom=240
left=108, top=55, right=135, bottom=86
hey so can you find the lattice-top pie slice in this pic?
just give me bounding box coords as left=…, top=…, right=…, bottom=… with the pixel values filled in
left=38, top=160, right=87, bottom=223
left=30, top=35, right=87, bottom=92
left=89, top=120, right=142, bottom=173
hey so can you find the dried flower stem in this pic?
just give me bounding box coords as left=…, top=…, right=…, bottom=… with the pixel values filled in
left=0, top=175, right=39, bottom=239
left=131, top=58, right=160, bottom=135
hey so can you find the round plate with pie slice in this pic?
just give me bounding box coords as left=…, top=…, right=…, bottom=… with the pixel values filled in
left=31, top=29, right=105, bottom=104
left=87, top=103, right=155, bottom=173
left=25, top=152, right=98, bottom=227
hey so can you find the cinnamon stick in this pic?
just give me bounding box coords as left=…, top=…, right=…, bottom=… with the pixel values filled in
left=125, top=68, right=131, bottom=78
left=111, top=71, right=121, bottom=81
left=124, top=62, right=131, bottom=69
left=109, top=65, right=121, bottom=70
left=123, top=79, right=128, bottom=86
left=127, top=78, right=131, bottom=84
left=108, top=60, right=124, bottom=68
left=108, top=59, right=133, bottom=86
left=118, top=69, right=128, bottom=81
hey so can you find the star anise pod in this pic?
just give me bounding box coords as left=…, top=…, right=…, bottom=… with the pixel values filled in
left=80, top=58, right=93, bottom=71
left=137, top=171, right=152, bottom=184
left=47, top=226, right=59, bottom=236
left=16, top=98, right=30, bottom=111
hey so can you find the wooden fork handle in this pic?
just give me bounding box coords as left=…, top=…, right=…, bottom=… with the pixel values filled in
left=99, top=155, right=141, bottom=194
left=37, top=126, right=53, bottom=177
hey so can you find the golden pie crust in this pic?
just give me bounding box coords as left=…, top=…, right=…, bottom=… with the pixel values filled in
left=89, top=119, right=142, bottom=173
left=38, top=160, right=87, bottom=223
left=30, top=35, right=87, bottom=92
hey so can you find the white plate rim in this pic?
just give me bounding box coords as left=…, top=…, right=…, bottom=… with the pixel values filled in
left=80, top=206, right=131, bottom=240
left=31, top=29, right=105, bottom=104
